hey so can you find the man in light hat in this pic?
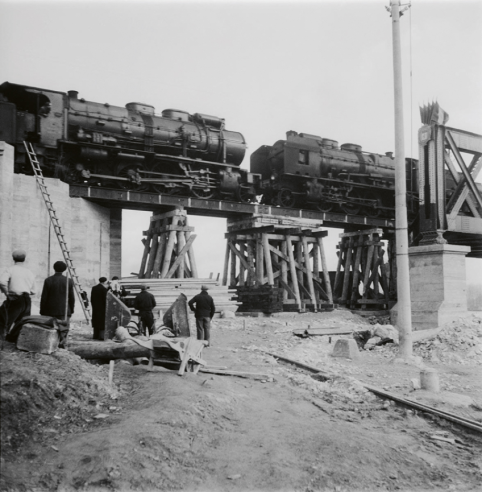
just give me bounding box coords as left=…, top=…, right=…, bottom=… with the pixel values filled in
left=0, top=249, right=36, bottom=345
left=188, top=285, right=215, bottom=346
left=40, top=261, right=75, bottom=348
left=134, top=285, right=157, bottom=336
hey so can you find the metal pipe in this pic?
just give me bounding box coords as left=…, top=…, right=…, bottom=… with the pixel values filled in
left=390, top=0, right=412, bottom=357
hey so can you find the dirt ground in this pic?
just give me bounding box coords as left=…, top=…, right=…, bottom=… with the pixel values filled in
left=1, top=308, right=482, bottom=492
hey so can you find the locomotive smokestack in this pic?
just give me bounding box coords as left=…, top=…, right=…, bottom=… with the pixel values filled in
left=385, top=152, right=393, bottom=158
left=68, top=90, right=78, bottom=99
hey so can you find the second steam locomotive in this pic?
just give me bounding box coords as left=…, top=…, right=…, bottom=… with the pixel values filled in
left=0, top=82, right=418, bottom=219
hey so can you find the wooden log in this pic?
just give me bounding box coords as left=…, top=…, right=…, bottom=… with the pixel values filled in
left=312, top=244, right=320, bottom=304
left=281, top=240, right=288, bottom=300
left=350, top=235, right=363, bottom=307
left=340, top=237, right=354, bottom=302
left=160, top=215, right=180, bottom=277
left=246, top=240, right=256, bottom=286
left=68, top=340, right=151, bottom=360
left=302, top=236, right=317, bottom=311
left=230, top=240, right=237, bottom=287
left=286, top=235, right=301, bottom=310
left=317, top=237, right=333, bottom=304
left=239, top=242, right=246, bottom=286
left=176, top=230, right=186, bottom=278
left=185, top=220, right=198, bottom=278
left=138, top=223, right=153, bottom=278
left=222, top=241, right=230, bottom=286
left=199, top=368, right=271, bottom=380
left=152, top=218, right=168, bottom=278
left=262, top=233, right=274, bottom=286
left=256, top=237, right=264, bottom=286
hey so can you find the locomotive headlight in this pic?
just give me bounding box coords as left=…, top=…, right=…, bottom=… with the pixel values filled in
left=270, top=174, right=275, bottom=181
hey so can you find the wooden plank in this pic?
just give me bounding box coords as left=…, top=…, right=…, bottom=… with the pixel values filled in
left=340, top=228, right=382, bottom=238
left=199, top=368, right=271, bottom=380
left=150, top=209, right=186, bottom=222
left=165, top=235, right=197, bottom=278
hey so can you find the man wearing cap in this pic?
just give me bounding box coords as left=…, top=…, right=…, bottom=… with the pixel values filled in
left=134, top=286, right=157, bottom=336
left=40, top=261, right=75, bottom=348
left=188, top=285, right=215, bottom=347
left=0, top=249, right=36, bottom=345
left=91, top=277, right=109, bottom=340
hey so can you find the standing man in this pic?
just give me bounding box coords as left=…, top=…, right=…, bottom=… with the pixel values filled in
left=188, top=285, right=215, bottom=347
left=91, top=277, right=109, bottom=340
left=40, top=261, right=75, bottom=348
left=0, top=249, right=36, bottom=346
left=134, top=285, right=156, bottom=336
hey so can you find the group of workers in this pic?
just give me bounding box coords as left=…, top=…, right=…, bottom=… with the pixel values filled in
left=0, top=249, right=215, bottom=348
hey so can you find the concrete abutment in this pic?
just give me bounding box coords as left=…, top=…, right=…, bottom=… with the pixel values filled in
left=0, top=142, right=121, bottom=318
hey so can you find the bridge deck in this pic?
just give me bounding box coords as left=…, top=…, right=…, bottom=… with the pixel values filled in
left=69, top=185, right=396, bottom=231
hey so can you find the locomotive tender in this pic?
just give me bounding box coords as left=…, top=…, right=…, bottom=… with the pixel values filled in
left=0, top=82, right=258, bottom=201
left=0, top=81, right=420, bottom=219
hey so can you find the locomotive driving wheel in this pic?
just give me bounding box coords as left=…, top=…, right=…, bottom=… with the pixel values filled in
left=316, top=200, right=334, bottom=212
left=116, top=165, right=149, bottom=192
left=236, top=185, right=255, bottom=203
left=363, top=192, right=381, bottom=218
left=192, top=187, right=214, bottom=199
left=341, top=190, right=361, bottom=215
left=277, top=188, right=297, bottom=208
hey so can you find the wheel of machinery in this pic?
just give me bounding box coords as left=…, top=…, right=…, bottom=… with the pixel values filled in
left=116, top=165, right=149, bottom=192
left=277, top=188, right=297, bottom=208
left=341, top=190, right=361, bottom=215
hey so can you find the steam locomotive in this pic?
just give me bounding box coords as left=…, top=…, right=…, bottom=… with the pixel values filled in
left=0, top=82, right=258, bottom=201
left=0, top=81, right=420, bottom=219
left=251, top=131, right=419, bottom=218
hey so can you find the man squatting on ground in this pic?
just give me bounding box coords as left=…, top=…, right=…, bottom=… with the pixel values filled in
left=0, top=249, right=36, bottom=347
left=40, top=261, right=75, bottom=349
left=134, top=285, right=157, bottom=336
left=188, top=285, right=215, bottom=347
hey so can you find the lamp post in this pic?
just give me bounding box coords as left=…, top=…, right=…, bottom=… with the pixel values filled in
left=390, top=0, right=413, bottom=358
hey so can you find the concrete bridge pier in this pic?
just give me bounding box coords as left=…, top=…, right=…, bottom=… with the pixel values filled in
left=391, top=243, right=471, bottom=330
left=0, top=142, right=122, bottom=319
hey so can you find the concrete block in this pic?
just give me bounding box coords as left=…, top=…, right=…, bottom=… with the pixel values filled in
left=331, top=339, right=360, bottom=360
left=16, top=324, right=59, bottom=354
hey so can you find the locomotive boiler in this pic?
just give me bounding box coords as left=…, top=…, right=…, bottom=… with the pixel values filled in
left=0, top=82, right=258, bottom=201
left=250, top=130, right=419, bottom=218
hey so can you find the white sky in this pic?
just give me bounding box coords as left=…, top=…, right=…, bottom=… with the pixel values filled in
left=1, top=0, right=481, bottom=284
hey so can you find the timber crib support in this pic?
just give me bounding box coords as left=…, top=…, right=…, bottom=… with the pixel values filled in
left=138, top=208, right=198, bottom=279
left=222, top=215, right=333, bottom=312
left=333, top=228, right=392, bottom=310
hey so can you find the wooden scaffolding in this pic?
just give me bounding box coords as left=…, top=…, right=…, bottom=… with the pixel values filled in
left=222, top=216, right=333, bottom=312
left=332, top=228, right=393, bottom=310
left=138, top=209, right=198, bottom=279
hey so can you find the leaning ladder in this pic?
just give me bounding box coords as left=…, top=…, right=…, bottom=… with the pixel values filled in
left=24, top=141, right=91, bottom=322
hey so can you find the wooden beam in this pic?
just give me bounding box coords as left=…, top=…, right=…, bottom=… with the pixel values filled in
left=225, top=225, right=275, bottom=238
left=222, top=241, right=230, bottom=286
left=262, top=233, right=274, bottom=286
left=160, top=215, right=180, bottom=277
left=317, top=236, right=333, bottom=304
left=286, top=235, right=302, bottom=310
left=302, top=236, right=317, bottom=310
left=229, top=241, right=250, bottom=271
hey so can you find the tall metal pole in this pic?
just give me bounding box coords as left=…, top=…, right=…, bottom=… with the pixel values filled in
left=390, top=0, right=412, bottom=358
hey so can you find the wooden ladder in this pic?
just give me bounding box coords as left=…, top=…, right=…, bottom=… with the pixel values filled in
left=24, top=141, right=91, bottom=322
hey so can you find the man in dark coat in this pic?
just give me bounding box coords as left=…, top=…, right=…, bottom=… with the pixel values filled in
left=134, top=286, right=156, bottom=336
left=40, top=260, right=75, bottom=348
left=91, top=277, right=109, bottom=340
left=188, top=285, right=215, bottom=346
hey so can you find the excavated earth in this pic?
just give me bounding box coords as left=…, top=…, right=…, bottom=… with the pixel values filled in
left=1, top=309, right=482, bottom=492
